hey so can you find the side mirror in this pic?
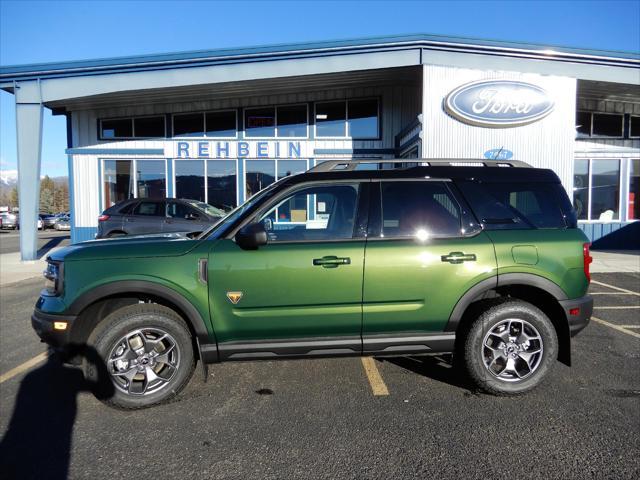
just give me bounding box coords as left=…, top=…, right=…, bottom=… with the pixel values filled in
left=235, top=222, right=268, bottom=250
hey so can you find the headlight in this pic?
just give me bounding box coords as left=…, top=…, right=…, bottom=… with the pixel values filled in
left=43, top=260, right=63, bottom=296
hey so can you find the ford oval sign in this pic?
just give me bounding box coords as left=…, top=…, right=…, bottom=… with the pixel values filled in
left=445, top=80, right=554, bottom=128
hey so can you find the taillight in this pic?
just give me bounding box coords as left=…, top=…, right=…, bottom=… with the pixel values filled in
left=583, top=243, right=593, bottom=282
left=98, top=214, right=110, bottom=222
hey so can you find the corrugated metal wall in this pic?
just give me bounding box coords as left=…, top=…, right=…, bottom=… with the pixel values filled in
left=421, top=64, right=577, bottom=191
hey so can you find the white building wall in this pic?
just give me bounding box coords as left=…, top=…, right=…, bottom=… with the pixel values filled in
left=421, top=64, right=577, bottom=191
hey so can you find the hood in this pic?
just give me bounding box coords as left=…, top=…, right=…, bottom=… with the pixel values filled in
left=49, top=233, right=204, bottom=262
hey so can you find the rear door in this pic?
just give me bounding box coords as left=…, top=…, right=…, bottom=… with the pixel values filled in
left=124, top=200, right=165, bottom=235
left=362, top=180, right=497, bottom=353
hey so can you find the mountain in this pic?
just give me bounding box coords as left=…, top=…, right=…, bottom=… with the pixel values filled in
left=0, top=170, right=18, bottom=187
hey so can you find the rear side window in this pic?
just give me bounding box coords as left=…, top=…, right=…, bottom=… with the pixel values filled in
left=457, top=182, right=569, bottom=229
left=380, top=181, right=461, bottom=238
left=133, top=201, right=164, bottom=216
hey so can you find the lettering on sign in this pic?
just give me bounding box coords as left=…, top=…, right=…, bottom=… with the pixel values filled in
left=172, top=141, right=304, bottom=159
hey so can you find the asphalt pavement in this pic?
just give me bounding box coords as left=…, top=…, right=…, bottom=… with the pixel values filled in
left=0, top=230, right=70, bottom=255
left=0, top=273, right=638, bottom=480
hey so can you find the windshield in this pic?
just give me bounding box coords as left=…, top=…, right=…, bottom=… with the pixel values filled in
left=196, top=181, right=283, bottom=240
left=185, top=200, right=228, bottom=218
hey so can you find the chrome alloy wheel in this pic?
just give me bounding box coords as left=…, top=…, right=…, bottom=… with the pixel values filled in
left=481, top=319, right=544, bottom=382
left=107, top=328, right=180, bottom=395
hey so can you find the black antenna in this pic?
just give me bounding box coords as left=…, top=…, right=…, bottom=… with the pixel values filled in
left=493, top=147, right=504, bottom=160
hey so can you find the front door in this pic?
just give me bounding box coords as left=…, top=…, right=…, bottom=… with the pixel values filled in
left=208, top=181, right=368, bottom=359
left=362, top=180, right=497, bottom=352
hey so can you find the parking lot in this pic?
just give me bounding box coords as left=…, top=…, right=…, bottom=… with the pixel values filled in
left=0, top=272, right=638, bottom=479
left=0, top=229, right=70, bottom=255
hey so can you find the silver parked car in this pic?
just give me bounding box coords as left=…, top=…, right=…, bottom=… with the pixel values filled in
left=54, top=215, right=71, bottom=231
left=1, top=213, right=19, bottom=229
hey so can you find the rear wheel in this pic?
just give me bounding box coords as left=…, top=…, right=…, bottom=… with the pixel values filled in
left=83, top=304, right=195, bottom=409
left=461, top=300, right=558, bottom=395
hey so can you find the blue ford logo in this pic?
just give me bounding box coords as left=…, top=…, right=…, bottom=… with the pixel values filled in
left=445, top=80, right=554, bottom=127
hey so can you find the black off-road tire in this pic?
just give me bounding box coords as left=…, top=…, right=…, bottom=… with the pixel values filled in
left=83, top=303, right=195, bottom=410
left=461, top=300, right=558, bottom=396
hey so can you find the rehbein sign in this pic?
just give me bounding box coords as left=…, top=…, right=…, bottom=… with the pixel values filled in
left=445, top=80, right=554, bottom=128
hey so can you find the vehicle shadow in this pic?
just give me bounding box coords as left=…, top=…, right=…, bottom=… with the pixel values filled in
left=37, top=234, right=70, bottom=258
left=0, top=346, right=113, bottom=480
left=378, top=354, right=480, bottom=394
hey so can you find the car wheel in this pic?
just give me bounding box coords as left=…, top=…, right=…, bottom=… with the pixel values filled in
left=83, top=304, right=195, bottom=410
left=461, top=300, right=558, bottom=396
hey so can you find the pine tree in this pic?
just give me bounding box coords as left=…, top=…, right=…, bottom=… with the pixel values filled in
left=9, top=186, right=18, bottom=208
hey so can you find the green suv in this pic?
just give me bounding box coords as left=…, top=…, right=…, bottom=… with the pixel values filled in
left=32, top=159, right=593, bottom=409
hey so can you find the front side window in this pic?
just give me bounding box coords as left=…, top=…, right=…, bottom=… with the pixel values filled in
left=103, top=160, right=133, bottom=207
left=245, top=107, right=276, bottom=137
left=175, top=160, right=205, bottom=202
left=136, top=160, right=166, bottom=199
left=167, top=202, right=197, bottom=219
left=316, top=102, right=346, bottom=137
left=380, top=182, right=461, bottom=238
left=259, top=184, right=360, bottom=242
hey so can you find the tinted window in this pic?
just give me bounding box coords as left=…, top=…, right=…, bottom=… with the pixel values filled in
left=103, top=160, right=133, bottom=207
left=316, top=102, right=346, bottom=137
left=175, top=160, right=205, bottom=202
left=573, top=159, right=589, bottom=220
left=575, top=111, right=591, bottom=138
left=133, top=202, right=163, bottom=216
left=458, top=182, right=567, bottom=229
left=246, top=160, right=275, bottom=199
left=380, top=182, right=461, bottom=238
left=591, top=159, right=620, bottom=220
left=134, top=116, right=165, bottom=138
left=174, top=113, right=204, bottom=137
left=631, top=116, right=640, bottom=138
left=205, top=111, right=236, bottom=137
left=101, top=119, right=132, bottom=139
left=348, top=99, right=378, bottom=138
left=259, top=184, right=359, bottom=242
left=167, top=202, right=197, bottom=219
left=245, top=107, right=275, bottom=137
left=277, top=105, right=307, bottom=137
left=207, top=160, right=237, bottom=211
left=592, top=113, right=623, bottom=137
left=137, top=160, right=166, bottom=199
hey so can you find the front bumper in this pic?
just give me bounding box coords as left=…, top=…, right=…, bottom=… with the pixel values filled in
left=31, top=309, right=76, bottom=350
left=559, top=295, right=593, bottom=337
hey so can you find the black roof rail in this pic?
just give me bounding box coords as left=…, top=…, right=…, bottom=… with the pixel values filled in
left=308, top=158, right=532, bottom=172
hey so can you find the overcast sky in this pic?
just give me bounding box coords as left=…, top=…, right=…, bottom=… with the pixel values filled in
left=1, top=0, right=639, bottom=177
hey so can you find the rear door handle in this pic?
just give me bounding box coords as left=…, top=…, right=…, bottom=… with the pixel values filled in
left=313, top=256, right=351, bottom=268
left=441, top=252, right=476, bottom=264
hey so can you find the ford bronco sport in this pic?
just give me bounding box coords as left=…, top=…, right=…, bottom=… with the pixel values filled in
left=32, top=159, right=593, bottom=409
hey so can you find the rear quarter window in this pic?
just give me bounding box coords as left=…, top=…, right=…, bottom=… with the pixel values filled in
left=457, top=181, right=571, bottom=230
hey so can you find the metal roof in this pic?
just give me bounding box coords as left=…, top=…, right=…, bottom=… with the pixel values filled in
left=1, top=33, right=639, bottom=81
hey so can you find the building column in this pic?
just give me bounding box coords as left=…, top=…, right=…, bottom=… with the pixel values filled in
left=15, top=80, right=44, bottom=261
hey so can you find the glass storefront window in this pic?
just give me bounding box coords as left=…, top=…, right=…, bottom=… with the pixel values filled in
left=134, top=116, right=165, bottom=138
left=277, top=105, right=307, bottom=137
left=175, top=160, right=205, bottom=202
left=575, top=112, right=591, bottom=138
left=174, top=113, right=204, bottom=137
left=207, top=160, right=237, bottom=212
left=316, top=102, right=346, bottom=137
left=348, top=99, right=378, bottom=138
left=104, top=160, right=134, bottom=207
left=629, top=159, right=639, bottom=220
left=101, top=119, right=133, bottom=139
left=591, top=159, right=620, bottom=220
left=245, top=108, right=276, bottom=137
left=573, top=159, right=589, bottom=220
left=592, top=114, right=623, bottom=137
left=245, top=160, right=275, bottom=199
left=205, top=111, right=236, bottom=138
left=136, top=160, right=166, bottom=199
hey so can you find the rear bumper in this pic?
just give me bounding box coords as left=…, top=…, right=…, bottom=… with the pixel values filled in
left=31, top=309, right=76, bottom=350
left=559, top=295, right=593, bottom=337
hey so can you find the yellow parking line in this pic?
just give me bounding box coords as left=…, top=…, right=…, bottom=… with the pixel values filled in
left=594, top=306, right=640, bottom=309
left=591, top=280, right=640, bottom=296
left=0, top=352, right=48, bottom=384
left=361, top=357, right=389, bottom=396
left=592, top=317, right=640, bottom=339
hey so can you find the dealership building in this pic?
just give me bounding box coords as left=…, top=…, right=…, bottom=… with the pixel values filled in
left=1, top=34, right=638, bottom=259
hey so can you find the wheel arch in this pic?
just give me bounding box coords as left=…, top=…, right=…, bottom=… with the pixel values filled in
left=448, top=274, right=571, bottom=366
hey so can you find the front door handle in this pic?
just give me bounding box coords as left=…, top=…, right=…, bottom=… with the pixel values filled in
left=441, top=252, right=477, bottom=264
left=313, top=256, right=351, bottom=268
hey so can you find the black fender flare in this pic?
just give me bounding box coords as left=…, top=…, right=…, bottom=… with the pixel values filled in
left=67, top=280, right=213, bottom=345
left=445, top=273, right=568, bottom=332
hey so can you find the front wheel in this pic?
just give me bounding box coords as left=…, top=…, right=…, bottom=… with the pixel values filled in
left=83, top=304, right=195, bottom=409
left=461, top=300, right=558, bottom=396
